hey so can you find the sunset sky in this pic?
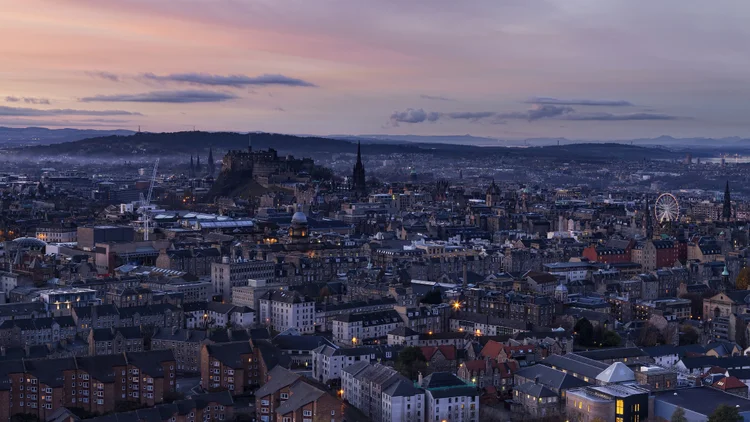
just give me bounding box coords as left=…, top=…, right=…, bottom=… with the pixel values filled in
left=2, top=0, right=750, bottom=140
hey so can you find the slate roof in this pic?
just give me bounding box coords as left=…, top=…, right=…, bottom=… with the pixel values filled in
left=384, top=378, right=424, bottom=397
left=272, top=335, right=333, bottom=351
left=332, top=309, right=403, bottom=326
left=205, top=342, right=252, bottom=368
left=255, top=365, right=301, bottom=398
left=389, top=326, right=419, bottom=337
left=275, top=382, right=327, bottom=415
left=542, top=353, right=608, bottom=379
left=515, top=381, right=557, bottom=398
left=515, top=364, right=590, bottom=390
left=576, top=347, right=648, bottom=361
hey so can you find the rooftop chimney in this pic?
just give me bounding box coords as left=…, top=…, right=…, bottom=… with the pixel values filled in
left=418, top=372, right=423, bottom=386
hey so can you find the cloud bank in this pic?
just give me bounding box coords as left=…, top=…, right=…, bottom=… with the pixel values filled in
left=140, top=72, right=316, bottom=88
left=80, top=90, right=238, bottom=103
left=420, top=94, right=456, bottom=102
left=5, top=96, right=51, bottom=105
left=390, top=103, right=678, bottom=125
left=526, top=97, right=634, bottom=107
left=0, top=105, right=141, bottom=116
left=85, top=71, right=121, bottom=82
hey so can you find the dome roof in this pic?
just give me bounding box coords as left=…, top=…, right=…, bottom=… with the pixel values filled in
left=12, top=237, right=47, bottom=249
left=555, top=283, right=568, bottom=292
left=291, top=211, right=308, bottom=224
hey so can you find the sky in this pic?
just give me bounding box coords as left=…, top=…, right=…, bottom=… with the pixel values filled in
left=1, top=0, right=750, bottom=140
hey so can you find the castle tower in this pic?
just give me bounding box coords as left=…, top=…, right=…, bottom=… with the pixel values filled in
left=486, top=179, right=500, bottom=207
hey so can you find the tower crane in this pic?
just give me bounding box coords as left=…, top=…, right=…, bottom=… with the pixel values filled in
left=139, top=158, right=159, bottom=241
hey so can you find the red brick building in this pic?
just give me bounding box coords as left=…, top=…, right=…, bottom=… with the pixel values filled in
left=582, top=245, right=631, bottom=264
left=1, top=350, right=175, bottom=420
left=255, top=366, right=346, bottom=422
left=201, top=342, right=257, bottom=395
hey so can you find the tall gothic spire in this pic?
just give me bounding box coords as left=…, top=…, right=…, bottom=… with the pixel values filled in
left=723, top=180, right=732, bottom=221
left=189, top=155, right=195, bottom=178
left=208, top=147, right=215, bottom=175
left=352, top=141, right=367, bottom=196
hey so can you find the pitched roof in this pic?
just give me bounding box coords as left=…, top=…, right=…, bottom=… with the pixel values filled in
left=542, top=354, right=608, bottom=379
left=480, top=340, right=503, bottom=359
left=713, top=376, right=747, bottom=391
left=255, top=365, right=301, bottom=398
left=515, top=364, right=590, bottom=390
left=515, top=381, right=557, bottom=398
left=275, top=381, right=327, bottom=415
left=206, top=342, right=253, bottom=369
left=421, top=345, right=456, bottom=361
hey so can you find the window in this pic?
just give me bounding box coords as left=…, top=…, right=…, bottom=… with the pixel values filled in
left=280, top=393, right=289, bottom=399
left=303, top=410, right=312, bottom=416
left=616, top=400, right=624, bottom=415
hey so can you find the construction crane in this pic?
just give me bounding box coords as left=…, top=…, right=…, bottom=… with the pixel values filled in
left=139, top=158, right=159, bottom=241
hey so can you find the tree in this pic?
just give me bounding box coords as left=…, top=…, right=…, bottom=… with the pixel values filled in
left=736, top=267, right=750, bottom=290
left=574, top=318, right=594, bottom=346
left=420, top=289, right=443, bottom=305
left=708, top=404, right=743, bottom=422
left=671, top=407, right=687, bottom=422
left=638, top=323, right=665, bottom=347
left=601, top=330, right=622, bottom=347
left=679, top=325, right=700, bottom=345
left=395, top=346, right=427, bottom=380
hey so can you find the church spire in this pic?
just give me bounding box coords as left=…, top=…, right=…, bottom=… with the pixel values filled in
left=208, top=147, right=215, bottom=175
left=189, top=155, right=195, bottom=178
left=248, top=133, right=253, bottom=152
left=352, top=141, right=367, bottom=196
left=723, top=180, right=732, bottom=221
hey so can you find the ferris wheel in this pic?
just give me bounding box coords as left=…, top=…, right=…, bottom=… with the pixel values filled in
left=654, top=193, right=680, bottom=223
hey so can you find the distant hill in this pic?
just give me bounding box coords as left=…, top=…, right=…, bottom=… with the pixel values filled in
left=0, top=126, right=134, bottom=146
left=8, top=131, right=436, bottom=157
left=337, top=133, right=750, bottom=152
left=7, top=130, right=679, bottom=162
